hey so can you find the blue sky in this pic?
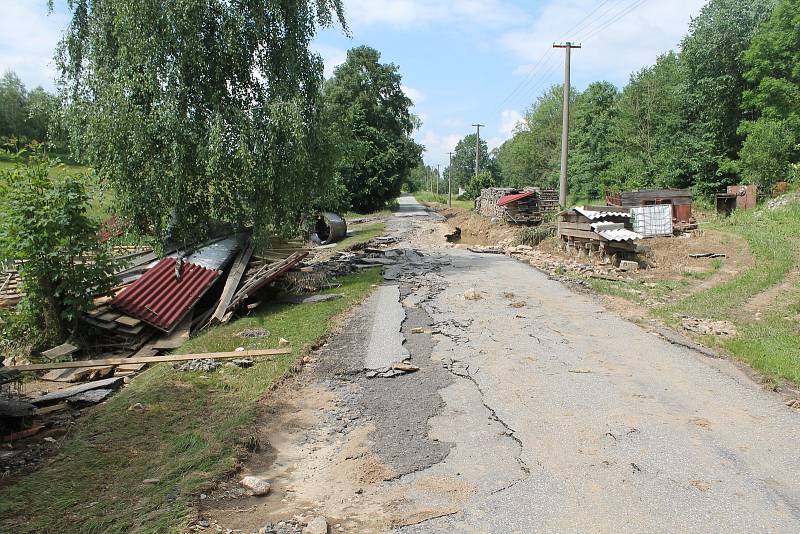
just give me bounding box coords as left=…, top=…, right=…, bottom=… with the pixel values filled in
left=1, top=0, right=708, bottom=167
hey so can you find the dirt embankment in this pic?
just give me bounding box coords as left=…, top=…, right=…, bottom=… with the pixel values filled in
left=430, top=206, right=753, bottom=301
left=432, top=207, right=520, bottom=247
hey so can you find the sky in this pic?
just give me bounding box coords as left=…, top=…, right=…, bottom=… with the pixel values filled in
left=1, top=0, right=709, bottom=167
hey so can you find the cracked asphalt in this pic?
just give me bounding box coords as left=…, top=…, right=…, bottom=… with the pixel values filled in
left=219, top=195, right=800, bottom=533
left=391, top=196, right=800, bottom=532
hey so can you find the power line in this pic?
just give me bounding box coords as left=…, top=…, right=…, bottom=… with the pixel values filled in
left=493, top=0, right=633, bottom=114
left=503, top=0, right=652, bottom=111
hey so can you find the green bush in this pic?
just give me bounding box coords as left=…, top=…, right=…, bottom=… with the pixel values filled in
left=0, top=149, right=115, bottom=348
left=464, top=170, right=496, bottom=200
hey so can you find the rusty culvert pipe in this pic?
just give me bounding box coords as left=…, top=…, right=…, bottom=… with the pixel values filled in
left=313, top=212, right=347, bottom=245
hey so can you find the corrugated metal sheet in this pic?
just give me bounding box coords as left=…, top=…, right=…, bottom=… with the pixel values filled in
left=595, top=228, right=642, bottom=242
left=574, top=207, right=631, bottom=220
left=497, top=191, right=536, bottom=206
left=110, top=258, right=221, bottom=332
left=184, top=235, right=243, bottom=270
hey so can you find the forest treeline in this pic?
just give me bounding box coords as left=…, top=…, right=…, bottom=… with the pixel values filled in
left=420, top=0, right=799, bottom=201
left=0, top=71, right=62, bottom=152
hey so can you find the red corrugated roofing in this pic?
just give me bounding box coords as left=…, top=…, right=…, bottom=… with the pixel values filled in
left=110, top=257, right=221, bottom=332
left=497, top=191, right=536, bottom=206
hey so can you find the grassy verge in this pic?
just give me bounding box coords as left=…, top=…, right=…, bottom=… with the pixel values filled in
left=592, top=203, right=800, bottom=384
left=0, top=160, right=113, bottom=222
left=335, top=222, right=386, bottom=250
left=0, top=268, right=382, bottom=534
left=414, top=191, right=474, bottom=210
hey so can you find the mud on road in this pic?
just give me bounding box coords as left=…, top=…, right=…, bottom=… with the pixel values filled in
left=201, top=197, right=800, bottom=534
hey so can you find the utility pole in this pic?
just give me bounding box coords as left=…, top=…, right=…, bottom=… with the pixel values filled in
left=447, top=151, right=454, bottom=208
left=436, top=163, right=440, bottom=196
left=472, top=123, right=485, bottom=177
left=553, top=42, right=581, bottom=208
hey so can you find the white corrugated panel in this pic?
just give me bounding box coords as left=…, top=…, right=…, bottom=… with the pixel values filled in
left=574, top=207, right=631, bottom=220
left=630, top=205, right=673, bottom=237
left=596, top=228, right=643, bottom=242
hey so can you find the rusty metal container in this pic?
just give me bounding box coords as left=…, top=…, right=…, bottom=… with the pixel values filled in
left=727, top=185, right=758, bottom=209
left=674, top=203, right=693, bottom=224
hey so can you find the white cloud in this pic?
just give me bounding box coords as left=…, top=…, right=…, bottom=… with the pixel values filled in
left=402, top=84, right=426, bottom=105
left=417, top=130, right=461, bottom=167
left=313, top=44, right=347, bottom=79
left=341, top=0, right=528, bottom=29
left=499, top=109, right=522, bottom=136
left=499, top=0, right=708, bottom=97
left=0, top=1, right=68, bottom=90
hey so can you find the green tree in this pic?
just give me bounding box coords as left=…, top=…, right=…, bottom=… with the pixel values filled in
left=680, top=0, right=776, bottom=194
left=447, top=133, right=491, bottom=190
left=738, top=119, right=796, bottom=188
left=568, top=81, right=618, bottom=200
left=56, top=0, right=346, bottom=242
left=606, top=52, right=692, bottom=191
left=739, top=0, right=800, bottom=190
left=24, top=86, right=57, bottom=144
left=324, top=46, right=422, bottom=212
left=407, top=161, right=434, bottom=192
left=495, top=85, right=573, bottom=188
left=0, top=71, right=27, bottom=145
left=0, top=150, right=115, bottom=346
left=463, top=170, right=496, bottom=200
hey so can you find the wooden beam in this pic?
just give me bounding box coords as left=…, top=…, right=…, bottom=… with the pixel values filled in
left=210, top=240, right=254, bottom=325
left=5, top=348, right=292, bottom=372
left=40, top=342, right=79, bottom=361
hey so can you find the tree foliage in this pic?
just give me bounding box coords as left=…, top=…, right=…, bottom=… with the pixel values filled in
left=605, top=52, right=692, bottom=192
left=324, top=46, right=422, bottom=212
left=680, top=0, right=776, bottom=193
left=463, top=170, right=496, bottom=200
left=739, top=0, right=800, bottom=190
left=56, top=0, right=346, bottom=242
left=0, top=150, right=115, bottom=346
left=491, top=0, right=794, bottom=202
left=0, top=71, right=59, bottom=148
left=568, top=81, right=618, bottom=199
left=447, top=133, right=490, bottom=190
left=495, top=85, right=573, bottom=188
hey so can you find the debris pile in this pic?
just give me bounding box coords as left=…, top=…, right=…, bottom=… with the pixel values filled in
left=475, top=187, right=559, bottom=225
left=607, top=188, right=696, bottom=231
left=557, top=206, right=643, bottom=261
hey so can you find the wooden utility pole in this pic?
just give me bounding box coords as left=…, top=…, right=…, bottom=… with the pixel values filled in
left=447, top=151, right=454, bottom=207
left=472, top=123, right=485, bottom=177
left=436, top=163, right=440, bottom=195
left=553, top=42, right=581, bottom=208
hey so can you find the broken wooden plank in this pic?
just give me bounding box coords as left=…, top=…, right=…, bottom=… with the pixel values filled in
left=40, top=342, right=79, bottom=361
left=152, top=312, right=192, bottom=350
left=30, top=377, right=124, bottom=405
left=114, top=315, right=142, bottom=328
left=98, top=311, right=122, bottom=322
left=210, top=240, right=255, bottom=326
left=8, top=348, right=292, bottom=372
left=34, top=402, right=67, bottom=416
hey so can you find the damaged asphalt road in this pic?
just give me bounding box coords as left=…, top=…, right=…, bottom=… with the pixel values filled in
left=206, top=195, right=800, bottom=533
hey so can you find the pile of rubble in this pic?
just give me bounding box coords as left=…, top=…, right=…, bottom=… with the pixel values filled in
left=0, top=228, right=411, bottom=467
left=475, top=187, right=559, bottom=225
left=767, top=192, right=800, bottom=210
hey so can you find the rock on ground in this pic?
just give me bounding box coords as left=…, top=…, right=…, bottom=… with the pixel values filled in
left=303, top=516, right=328, bottom=534
left=239, top=475, right=271, bottom=496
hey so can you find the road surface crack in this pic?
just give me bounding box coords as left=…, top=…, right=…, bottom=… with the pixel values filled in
left=443, top=358, right=531, bottom=478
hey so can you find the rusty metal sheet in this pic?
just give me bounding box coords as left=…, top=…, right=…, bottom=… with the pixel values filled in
left=110, top=258, right=221, bottom=332
left=497, top=191, right=536, bottom=206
